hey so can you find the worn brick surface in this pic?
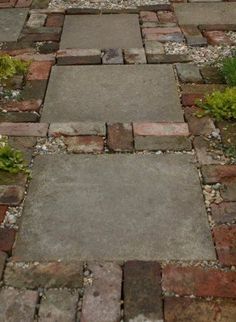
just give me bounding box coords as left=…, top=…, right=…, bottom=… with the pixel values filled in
left=213, top=225, right=236, bottom=266
left=211, top=202, right=236, bottom=225
left=157, top=11, right=177, bottom=24
left=218, top=121, right=236, bottom=147
left=0, top=170, right=27, bottom=187
left=2, top=99, right=42, bottom=112
left=200, top=66, right=225, bottom=84
left=102, top=48, right=123, bottom=64
left=107, top=123, right=133, bottom=152
left=193, top=136, right=223, bottom=165
left=0, top=251, right=7, bottom=280
left=0, top=123, right=49, bottom=136
left=124, top=48, right=147, bottom=64
left=201, top=165, right=236, bottom=184
left=81, top=263, right=122, bottom=322
left=220, top=178, right=236, bottom=202
left=57, top=49, right=101, bottom=65
left=181, top=25, right=207, bottom=46
left=64, top=136, right=104, bottom=153
left=124, top=261, right=163, bottom=322
left=0, top=111, right=39, bottom=124
left=163, top=265, right=236, bottom=298
left=26, top=13, right=47, bottom=28
left=0, top=206, right=8, bottom=224
left=203, top=31, right=233, bottom=45
left=27, top=61, right=52, bottom=80
left=140, top=11, right=158, bottom=22
left=4, top=261, right=83, bottom=288
left=22, top=80, right=48, bottom=100
left=0, top=228, right=16, bottom=253
left=15, top=0, right=32, bottom=7
left=46, top=14, right=65, bottom=27
left=165, top=297, right=236, bottom=322
left=176, top=63, right=202, bottom=83
left=39, top=289, right=78, bottom=321
left=147, top=54, right=190, bottom=64
left=0, top=288, right=38, bottom=321
left=0, top=186, right=25, bottom=205
left=49, top=122, right=106, bottom=137
left=184, top=107, right=216, bottom=136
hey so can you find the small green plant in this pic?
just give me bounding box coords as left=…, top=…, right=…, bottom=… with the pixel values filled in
left=224, top=145, right=236, bottom=162
left=221, top=56, right=236, bottom=86
left=196, top=87, right=236, bottom=121
left=0, top=54, right=29, bottom=83
left=0, top=138, right=29, bottom=174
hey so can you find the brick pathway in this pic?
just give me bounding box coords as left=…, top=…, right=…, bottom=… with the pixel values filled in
left=0, top=1, right=236, bottom=321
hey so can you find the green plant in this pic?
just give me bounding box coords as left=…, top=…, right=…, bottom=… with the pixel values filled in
left=0, top=54, right=29, bottom=83
left=196, top=87, right=236, bottom=121
left=224, top=145, right=236, bottom=161
left=0, top=139, right=29, bottom=174
left=221, top=56, right=236, bottom=86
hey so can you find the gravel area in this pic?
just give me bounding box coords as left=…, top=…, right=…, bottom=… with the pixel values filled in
left=34, top=137, right=67, bottom=155
left=164, top=42, right=236, bottom=66
left=1, top=206, right=23, bottom=229
left=49, top=0, right=169, bottom=9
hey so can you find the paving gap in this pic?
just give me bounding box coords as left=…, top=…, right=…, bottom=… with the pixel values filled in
left=120, top=263, right=125, bottom=321
left=34, top=288, right=43, bottom=320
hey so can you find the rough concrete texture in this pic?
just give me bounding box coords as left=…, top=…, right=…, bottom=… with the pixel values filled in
left=13, top=154, right=215, bottom=261
left=60, top=14, right=143, bottom=49
left=0, top=9, right=28, bottom=42
left=42, top=65, right=184, bottom=123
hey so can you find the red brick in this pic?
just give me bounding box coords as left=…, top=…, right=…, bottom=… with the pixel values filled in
left=64, top=136, right=104, bottom=153
left=184, top=106, right=216, bottom=136
left=0, top=206, right=8, bottom=224
left=107, top=123, right=133, bottom=152
left=143, top=27, right=181, bottom=36
left=213, top=225, right=236, bottom=266
left=15, top=0, right=32, bottom=7
left=81, top=263, right=122, bottom=322
left=203, top=31, right=233, bottom=46
left=27, top=61, right=52, bottom=80
left=142, top=27, right=184, bottom=42
left=0, top=228, right=16, bottom=253
left=133, top=122, right=189, bottom=136
left=211, top=202, right=236, bottom=225
left=162, top=265, right=236, bottom=298
left=0, top=123, right=49, bottom=137
left=2, top=99, right=42, bottom=112
left=157, top=11, right=177, bottom=23
left=140, top=11, right=158, bottom=22
left=124, top=261, right=163, bottom=322
left=201, top=165, right=236, bottom=184
left=181, top=25, right=207, bottom=46
left=57, top=49, right=101, bottom=65
left=46, top=14, right=64, bottom=27
left=165, top=297, right=236, bottom=322
left=0, top=186, right=25, bottom=205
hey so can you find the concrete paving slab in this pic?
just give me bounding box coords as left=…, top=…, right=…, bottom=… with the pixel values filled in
left=13, top=154, right=216, bottom=261
left=0, top=9, right=28, bottom=42
left=42, top=65, right=183, bottom=123
left=174, top=3, right=236, bottom=26
left=60, top=14, right=142, bottom=49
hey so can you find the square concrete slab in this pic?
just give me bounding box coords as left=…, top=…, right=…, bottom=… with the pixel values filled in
left=13, top=154, right=216, bottom=261
left=174, top=3, right=236, bottom=26
left=60, top=14, right=143, bottom=49
left=0, top=9, right=28, bottom=42
left=42, top=65, right=184, bottom=123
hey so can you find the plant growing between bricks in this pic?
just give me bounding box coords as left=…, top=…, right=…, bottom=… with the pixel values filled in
left=0, top=54, right=29, bottom=83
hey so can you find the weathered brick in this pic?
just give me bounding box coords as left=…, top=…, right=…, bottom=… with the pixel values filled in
left=147, top=54, right=190, bottom=64
left=0, top=206, right=8, bottom=224
left=46, top=14, right=65, bottom=27
left=0, top=170, right=27, bottom=187
left=64, top=136, right=104, bottom=153
left=27, top=61, right=52, bottom=80
left=38, top=42, right=59, bottom=54
left=211, top=202, right=236, bottom=225
left=193, top=136, right=223, bottom=165
left=157, top=11, right=177, bottom=24
left=0, top=228, right=16, bottom=253
left=0, top=251, right=7, bottom=280
left=184, top=106, right=216, bottom=136
left=144, top=40, right=165, bottom=55
left=81, top=263, right=122, bottom=322
left=57, top=49, right=101, bottom=65
left=102, top=48, right=123, bottom=65
left=0, top=288, right=38, bottom=320
left=0, top=123, right=49, bottom=136
left=218, top=121, right=236, bottom=147
left=26, top=13, right=47, bottom=28
left=201, top=165, right=236, bottom=184
left=4, top=261, right=83, bottom=288
left=22, top=80, right=48, bottom=100
left=134, top=122, right=191, bottom=151
left=124, top=48, right=147, bottom=64
left=165, top=297, right=236, bottom=322
left=0, top=112, right=39, bottom=123
left=203, top=31, right=233, bottom=45
left=213, top=225, right=236, bottom=266
left=162, top=265, right=236, bottom=298
left=200, top=66, right=225, bottom=84
left=39, top=289, right=78, bottom=321
left=140, top=11, right=158, bottom=22
left=176, top=63, right=202, bottom=83
left=143, top=27, right=184, bottom=42
left=181, top=25, right=207, bottom=46
left=2, top=99, right=42, bottom=112
left=220, top=178, right=236, bottom=202
left=0, top=186, right=25, bottom=205
left=107, top=123, right=133, bottom=152
left=124, top=261, right=163, bottom=322
left=15, top=0, right=32, bottom=7
left=31, top=0, right=49, bottom=9
left=49, top=122, right=106, bottom=137
left=21, top=27, right=61, bottom=42
left=15, top=53, right=56, bottom=62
